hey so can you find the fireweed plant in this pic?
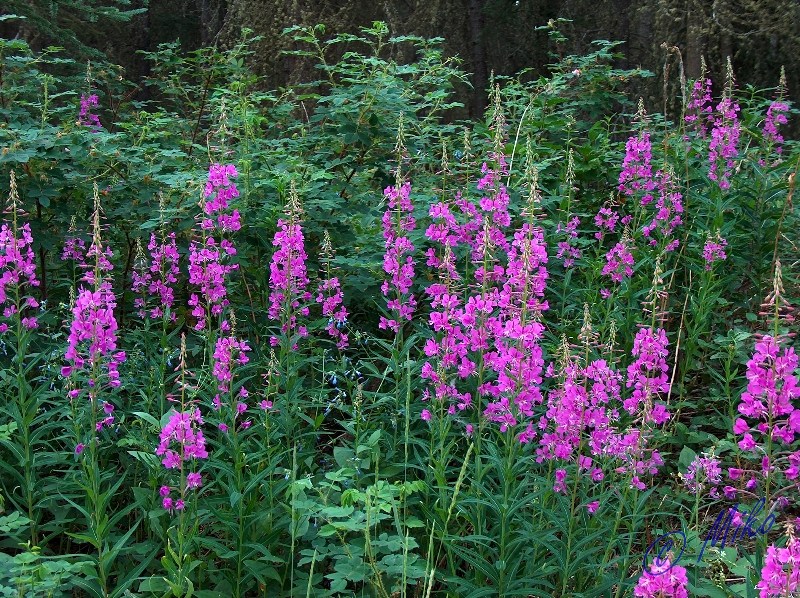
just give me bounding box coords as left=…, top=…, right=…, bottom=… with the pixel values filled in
left=0, top=24, right=799, bottom=597
left=62, top=184, right=127, bottom=596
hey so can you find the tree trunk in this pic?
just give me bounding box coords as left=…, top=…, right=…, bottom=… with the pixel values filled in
left=466, top=0, right=487, bottom=118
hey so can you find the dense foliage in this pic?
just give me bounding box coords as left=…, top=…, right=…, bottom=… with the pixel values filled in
left=0, top=20, right=798, bottom=598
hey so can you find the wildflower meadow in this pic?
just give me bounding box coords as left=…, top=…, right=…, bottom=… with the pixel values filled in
left=0, top=21, right=798, bottom=598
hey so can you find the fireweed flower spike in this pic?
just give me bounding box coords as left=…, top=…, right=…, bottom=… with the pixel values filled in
left=78, top=93, right=102, bottom=132
left=157, top=409, right=208, bottom=472
left=682, top=452, right=723, bottom=498
left=635, top=557, right=689, bottom=597
left=708, top=59, right=741, bottom=190
left=483, top=217, right=549, bottom=437
left=188, top=163, right=241, bottom=331
left=268, top=181, right=311, bottom=347
left=157, top=334, right=208, bottom=536
left=757, top=528, right=800, bottom=597
left=619, top=129, right=655, bottom=203
left=641, top=169, right=683, bottom=251
left=685, top=58, right=713, bottom=137
left=316, top=231, right=348, bottom=349
left=602, top=231, right=636, bottom=284
left=64, top=184, right=125, bottom=444
left=703, top=232, right=728, bottom=270
left=379, top=180, right=417, bottom=333
left=0, top=171, right=41, bottom=332
left=762, top=101, right=789, bottom=156
left=761, top=69, right=790, bottom=164
left=734, top=336, right=799, bottom=463
left=62, top=216, right=87, bottom=263
left=132, top=232, right=180, bottom=320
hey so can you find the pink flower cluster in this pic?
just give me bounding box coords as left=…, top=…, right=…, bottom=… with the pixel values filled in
left=78, top=94, right=102, bottom=132
left=156, top=408, right=208, bottom=471
left=0, top=219, right=40, bottom=332
left=537, top=359, right=622, bottom=471
left=709, top=96, right=741, bottom=190
left=62, top=236, right=87, bottom=262
left=317, top=277, right=348, bottom=349
left=188, top=237, right=237, bottom=331
left=268, top=218, right=311, bottom=345
left=733, top=337, right=800, bottom=476
left=624, top=327, right=671, bottom=425
left=211, top=334, right=251, bottom=432
left=641, top=170, right=683, bottom=251
left=635, top=558, right=689, bottom=598
left=64, top=214, right=124, bottom=401
left=556, top=217, right=581, bottom=268
left=703, top=236, right=728, bottom=270
left=685, top=77, right=713, bottom=137
left=212, top=335, right=251, bottom=394
left=64, top=288, right=125, bottom=397
left=757, top=535, right=800, bottom=597
left=602, top=239, right=635, bottom=283
left=619, top=131, right=656, bottom=201
left=379, top=181, right=417, bottom=332
left=63, top=192, right=126, bottom=453
left=762, top=101, right=789, bottom=157
left=132, top=232, right=180, bottom=320
left=615, top=130, right=682, bottom=251
left=421, top=148, right=553, bottom=437
left=594, top=206, right=619, bottom=240
left=202, top=164, right=241, bottom=232
left=482, top=222, right=549, bottom=435
left=189, top=163, right=241, bottom=331
left=536, top=341, right=668, bottom=493
left=683, top=452, right=722, bottom=497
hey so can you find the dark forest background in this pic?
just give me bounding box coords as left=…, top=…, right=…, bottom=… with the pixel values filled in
left=2, top=0, right=798, bottom=122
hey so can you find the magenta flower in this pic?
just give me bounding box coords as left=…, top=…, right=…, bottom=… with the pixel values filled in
left=619, top=131, right=656, bottom=202
left=762, top=101, right=789, bottom=156
left=594, top=206, right=620, bottom=240
left=602, top=239, right=635, bottom=283
left=78, top=94, right=102, bottom=132
left=685, top=77, right=714, bottom=137
left=756, top=536, right=800, bottom=597
left=551, top=468, right=567, bottom=494
left=624, top=327, right=671, bottom=424
left=268, top=218, right=311, bottom=343
left=156, top=408, right=209, bottom=468
left=703, top=234, right=728, bottom=270
left=709, top=96, right=741, bottom=190
left=189, top=163, right=241, bottom=331
left=65, top=188, right=125, bottom=452
left=188, top=237, right=237, bottom=330
left=132, top=232, right=180, bottom=320
left=641, top=170, right=683, bottom=250
left=203, top=163, right=241, bottom=232
left=635, top=558, right=689, bottom=597
left=66, top=287, right=121, bottom=391
left=0, top=207, right=40, bottom=331
left=683, top=452, right=722, bottom=497
left=735, top=336, right=800, bottom=451
left=379, top=181, right=417, bottom=332
left=483, top=220, right=548, bottom=438
left=62, top=234, right=87, bottom=262
left=556, top=217, right=581, bottom=268
left=317, top=277, right=348, bottom=348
